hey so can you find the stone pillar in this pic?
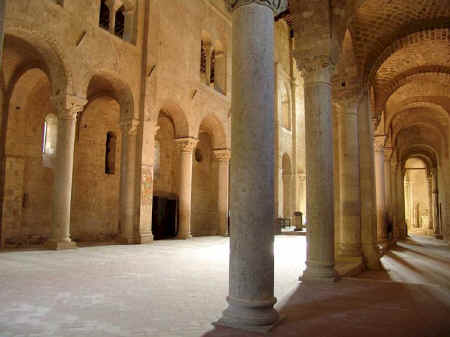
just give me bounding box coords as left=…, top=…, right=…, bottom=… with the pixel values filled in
left=119, top=118, right=139, bottom=243
left=390, top=156, right=398, bottom=240
left=337, top=98, right=362, bottom=259
left=404, top=174, right=411, bottom=227
left=427, top=173, right=433, bottom=230
left=297, top=63, right=336, bottom=281
left=46, top=95, right=87, bottom=250
left=399, top=168, right=406, bottom=238
left=175, top=138, right=198, bottom=239
left=213, top=149, right=231, bottom=236
left=359, top=93, right=381, bottom=270
left=0, top=0, right=5, bottom=69
left=217, top=0, right=281, bottom=332
left=374, top=136, right=386, bottom=242
left=384, top=148, right=392, bottom=230
left=431, top=169, right=440, bottom=237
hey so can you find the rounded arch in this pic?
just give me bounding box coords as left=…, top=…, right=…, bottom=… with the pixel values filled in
left=157, top=101, right=191, bottom=138
left=197, top=113, right=227, bottom=149
left=4, top=22, right=72, bottom=97
left=282, top=153, right=292, bottom=175
left=84, top=71, right=135, bottom=120
left=400, top=144, right=439, bottom=170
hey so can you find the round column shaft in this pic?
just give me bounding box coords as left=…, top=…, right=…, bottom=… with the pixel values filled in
left=300, top=65, right=337, bottom=281
left=213, top=149, right=231, bottom=236
left=175, top=138, right=197, bottom=239
left=217, top=0, right=280, bottom=332
left=47, top=96, right=87, bottom=250
left=374, top=138, right=386, bottom=242
left=119, top=119, right=140, bottom=243
left=338, top=101, right=362, bottom=258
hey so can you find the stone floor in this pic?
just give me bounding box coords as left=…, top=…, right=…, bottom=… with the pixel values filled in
left=0, top=235, right=449, bottom=337
left=0, top=236, right=305, bottom=337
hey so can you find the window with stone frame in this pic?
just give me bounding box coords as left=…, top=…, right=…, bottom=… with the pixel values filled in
left=105, top=132, right=117, bottom=175
left=99, top=0, right=110, bottom=31
left=115, top=5, right=125, bottom=38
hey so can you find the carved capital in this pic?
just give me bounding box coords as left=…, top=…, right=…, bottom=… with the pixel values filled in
left=226, top=0, right=287, bottom=14
left=175, top=138, right=198, bottom=152
left=373, top=136, right=386, bottom=152
left=120, top=118, right=140, bottom=136
left=384, top=147, right=392, bottom=161
left=51, top=95, right=87, bottom=120
left=296, top=55, right=335, bottom=80
left=213, top=149, right=231, bottom=162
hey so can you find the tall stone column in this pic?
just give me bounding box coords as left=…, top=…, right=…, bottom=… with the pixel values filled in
left=213, top=149, right=231, bottom=236
left=404, top=174, right=411, bottom=227
left=337, top=98, right=362, bottom=259
left=431, top=169, right=441, bottom=237
left=175, top=138, right=198, bottom=239
left=0, top=0, right=5, bottom=69
left=46, top=95, right=87, bottom=250
left=119, top=118, right=140, bottom=243
left=384, top=147, right=392, bottom=231
left=390, top=156, right=398, bottom=240
left=358, top=93, right=381, bottom=270
left=217, top=0, right=282, bottom=332
left=374, top=136, right=386, bottom=242
left=296, top=62, right=336, bottom=281
left=427, top=173, right=433, bottom=230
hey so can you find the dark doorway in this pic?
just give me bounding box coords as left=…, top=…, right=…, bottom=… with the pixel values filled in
left=152, top=196, right=178, bottom=240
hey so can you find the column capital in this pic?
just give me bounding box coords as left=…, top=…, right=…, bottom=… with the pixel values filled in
left=384, top=147, right=393, bottom=161
left=226, top=0, right=288, bottom=14
left=213, top=149, right=231, bottom=162
left=373, top=136, right=386, bottom=152
left=296, top=55, right=335, bottom=84
left=120, top=118, right=140, bottom=136
left=51, top=95, right=88, bottom=120
left=175, top=138, right=198, bottom=152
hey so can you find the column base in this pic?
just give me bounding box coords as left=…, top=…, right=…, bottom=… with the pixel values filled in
left=45, top=240, right=77, bottom=250
left=362, top=243, right=382, bottom=270
left=176, top=233, right=192, bottom=240
left=434, top=233, right=444, bottom=240
left=338, top=243, right=363, bottom=259
left=138, top=232, right=154, bottom=244
left=300, top=261, right=338, bottom=282
left=214, top=296, right=280, bottom=333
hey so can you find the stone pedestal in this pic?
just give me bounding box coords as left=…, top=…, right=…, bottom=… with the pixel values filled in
left=216, top=0, right=281, bottom=332
left=297, top=64, right=337, bottom=281
left=175, top=138, right=197, bottom=239
left=46, top=95, right=87, bottom=250
left=213, top=149, right=231, bottom=236
left=337, top=99, right=362, bottom=260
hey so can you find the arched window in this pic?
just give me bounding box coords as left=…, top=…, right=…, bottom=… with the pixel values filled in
left=42, top=114, right=58, bottom=155
left=200, top=40, right=207, bottom=76
left=105, top=132, right=117, bottom=175
left=99, top=0, right=110, bottom=31
left=210, top=49, right=216, bottom=85
left=115, top=5, right=125, bottom=38
left=280, top=85, right=291, bottom=130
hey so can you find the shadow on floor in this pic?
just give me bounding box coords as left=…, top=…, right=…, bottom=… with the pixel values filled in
left=202, top=235, right=450, bottom=337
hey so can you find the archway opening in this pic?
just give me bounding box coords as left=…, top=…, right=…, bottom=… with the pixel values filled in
left=71, top=96, right=121, bottom=242
left=404, top=158, right=434, bottom=236
left=152, top=114, right=178, bottom=240
left=3, top=68, right=54, bottom=247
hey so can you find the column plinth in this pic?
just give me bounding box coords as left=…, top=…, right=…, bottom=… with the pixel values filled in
left=46, top=95, right=87, bottom=250
left=175, top=138, right=197, bottom=239
left=216, top=0, right=283, bottom=332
